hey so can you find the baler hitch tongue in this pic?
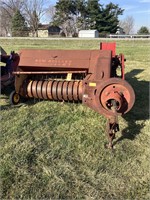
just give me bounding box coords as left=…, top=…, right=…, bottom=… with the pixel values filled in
left=11, top=42, right=135, bottom=149
left=106, top=100, right=120, bottom=149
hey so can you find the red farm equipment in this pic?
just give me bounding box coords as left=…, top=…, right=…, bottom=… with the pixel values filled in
left=10, top=42, right=135, bottom=148
left=0, top=48, right=19, bottom=90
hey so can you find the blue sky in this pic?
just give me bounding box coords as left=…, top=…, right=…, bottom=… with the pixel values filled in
left=50, top=0, right=150, bottom=33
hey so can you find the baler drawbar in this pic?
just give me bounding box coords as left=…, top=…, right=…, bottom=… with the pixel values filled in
left=11, top=42, right=135, bottom=148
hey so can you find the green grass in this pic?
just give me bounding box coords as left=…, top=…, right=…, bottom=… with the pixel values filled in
left=0, top=38, right=150, bottom=199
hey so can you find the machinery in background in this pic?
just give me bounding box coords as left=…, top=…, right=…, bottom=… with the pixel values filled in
left=0, top=47, right=19, bottom=91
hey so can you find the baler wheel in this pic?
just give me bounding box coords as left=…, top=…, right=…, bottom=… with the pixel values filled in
left=10, top=91, right=21, bottom=105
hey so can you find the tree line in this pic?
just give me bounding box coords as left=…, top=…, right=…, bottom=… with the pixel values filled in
left=52, top=0, right=124, bottom=37
left=0, top=0, right=149, bottom=37
left=0, top=0, right=46, bottom=37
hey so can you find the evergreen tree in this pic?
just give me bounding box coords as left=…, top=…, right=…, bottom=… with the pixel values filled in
left=53, top=0, right=76, bottom=26
left=86, top=0, right=102, bottom=29
left=53, top=0, right=76, bottom=36
left=137, top=26, right=149, bottom=34
left=97, top=3, right=124, bottom=35
left=11, top=10, right=28, bottom=37
left=75, top=0, right=88, bottom=30
left=53, top=0, right=124, bottom=36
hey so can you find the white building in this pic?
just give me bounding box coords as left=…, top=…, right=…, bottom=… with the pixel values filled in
left=79, top=30, right=99, bottom=38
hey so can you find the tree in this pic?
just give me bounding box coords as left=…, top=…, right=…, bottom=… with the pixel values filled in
left=22, top=0, right=48, bottom=37
left=31, top=10, right=39, bottom=37
left=0, top=0, right=24, bottom=36
left=75, top=0, right=88, bottom=30
left=137, top=26, right=149, bottom=34
left=119, top=16, right=134, bottom=34
left=0, top=8, right=11, bottom=36
left=86, top=0, right=102, bottom=29
left=0, top=0, right=51, bottom=37
left=54, top=0, right=102, bottom=34
left=0, top=0, right=24, bottom=16
left=99, top=3, right=124, bottom=34
left=53, top=0, right=124, bottom=36
left=11, top=10, right=28, bottom=37
left=46, top=5, right=56, bottom=23
left=53, top=0, right=77, bottom=37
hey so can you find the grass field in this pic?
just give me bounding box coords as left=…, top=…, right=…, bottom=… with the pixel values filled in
left=0, top=38, right=150, bottom=199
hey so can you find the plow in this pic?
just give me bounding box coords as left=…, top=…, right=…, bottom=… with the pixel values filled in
left=1, top=42, right=135, bottom=148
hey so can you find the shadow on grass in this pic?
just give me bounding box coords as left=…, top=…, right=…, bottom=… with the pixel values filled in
left=1, top=86, right=36, bottom=110
left=114, top=69, right=149, bottom=146
left=0, top=98, right=38, bottom=111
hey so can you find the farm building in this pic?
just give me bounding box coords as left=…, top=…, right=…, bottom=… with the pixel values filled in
left=79, top=30, right=99, bottom=38
left=116, top=26, right=125, bottom=34
left=48, top=26, right=61, bottom=36
left=29, top=24, right=61, bottom=37
left=37, top=24, right=49, bottom=37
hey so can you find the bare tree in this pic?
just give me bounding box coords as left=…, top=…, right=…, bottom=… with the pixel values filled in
left=60, top=17, right=77, bottom=37
left=0, top=0, right=24, bottom=36
left=0, top=0, right=50, bottom=37
left=46, top=5, right=56, bottom=23
left=0, top=0, right=24, bottom=16
left=119, top=16, right=135, bottom=34
left=0, top=8, right=11, bottom=36
left=22, top=0, right=48, bottom=37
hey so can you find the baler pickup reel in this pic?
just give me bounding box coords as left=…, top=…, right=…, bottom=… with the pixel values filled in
left=11, top=42, right=135, bottom=148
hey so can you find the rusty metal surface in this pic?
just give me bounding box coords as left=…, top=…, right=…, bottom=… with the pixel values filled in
left=19, top=49, right=96, bottom=71
left=47, top=80, right=53, bottom=99
left=12, top=42, right=135, bottom=149
left=13, top=70, right=87, bottom=74
left=82, top=78, right=135, bottom=118
left=89, top=50, right=112, bottom=80
left=42, top=81, right=48, bottom=99
left=26, top=80, right=82, bottom=102
left=37, top=81, right=43, bottom=99
left=57, top=81, right=64, bottom=101
left=96, top=78, right=135, bottom=116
